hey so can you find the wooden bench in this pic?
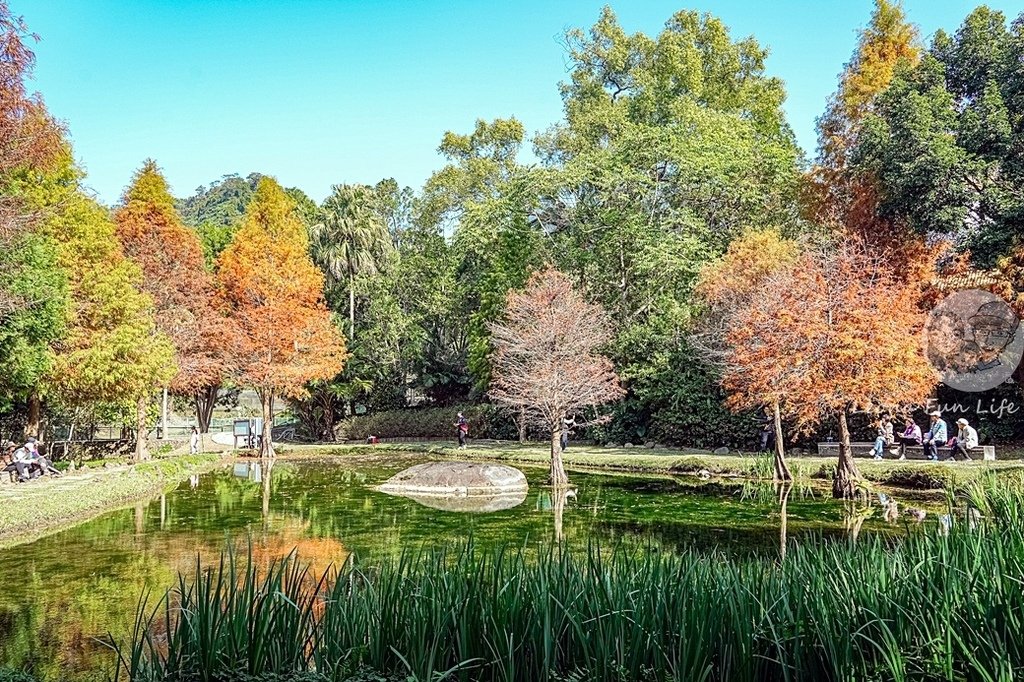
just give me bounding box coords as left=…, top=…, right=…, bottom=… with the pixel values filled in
left=817, top=442, right=996, bottom=461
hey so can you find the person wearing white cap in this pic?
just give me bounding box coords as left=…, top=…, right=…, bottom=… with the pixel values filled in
left=950, top=418, right=979, bottom=461
left=922, top=411, right=947, bottom=461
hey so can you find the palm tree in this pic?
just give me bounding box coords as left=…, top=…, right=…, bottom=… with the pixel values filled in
left=310, top=184, right=391, bottom=340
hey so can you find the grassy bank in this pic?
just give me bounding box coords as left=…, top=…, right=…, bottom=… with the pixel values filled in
left=116, top=475, right=1024, bottom=681
left=0, top=453, right=222, bottom=548
left=292, top=441, right=1024, bottom=490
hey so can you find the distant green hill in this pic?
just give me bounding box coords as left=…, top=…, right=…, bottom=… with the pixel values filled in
left=176, top=173, right=317, bottom=266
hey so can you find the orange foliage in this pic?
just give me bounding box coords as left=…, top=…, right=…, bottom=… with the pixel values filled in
left=218, top=177, right=346, bottom=454
left=722, top=237, right=937, bottom=496
left=114, top=160, right=237, bottom=396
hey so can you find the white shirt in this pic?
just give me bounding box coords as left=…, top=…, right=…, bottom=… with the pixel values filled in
left=959, top=425, right=979, bottom=450
left=190, top=432, right=200, bottom=447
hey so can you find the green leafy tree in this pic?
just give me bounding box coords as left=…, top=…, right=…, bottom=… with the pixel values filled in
left=535, top=7, right=803, bottom=444
left=14, top=148, right=175, bottom=455
left=422, top=119, right=548, bottom=393
left=810, top=0, right=920, bottom=253
left=311, top=184, right=392, bottom=340
left=855, top=7, right=1024, bottom=265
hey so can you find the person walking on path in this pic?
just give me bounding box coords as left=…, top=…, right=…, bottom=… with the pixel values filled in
left=923, top=411, right=947, bottom=461
left=190, top=426, right=200, bottom=455
left=454, top=412, right=468, bottom=450
left=950, top=418, right=978, bottom=461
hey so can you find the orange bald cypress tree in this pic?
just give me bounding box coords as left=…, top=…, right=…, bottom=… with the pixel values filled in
left=115, top=161, right=236, bottom=449
left=218, top=177, right=347, bottom=457
left=723, top=238, right=936, bottom=498
left=695, top=228, right=800, bottom=482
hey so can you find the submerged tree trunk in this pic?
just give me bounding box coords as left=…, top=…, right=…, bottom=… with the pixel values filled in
left=262, top=458, right=274, bottom=529
left=134, top=393, right=151, bottom=462
left=833, top=410, right=861, bottom=499
left=549, top=425, right=569, bottom=487
left=552, top=487, right=572, bottom=543
left=772, top=400, right=792, bottom=482
left=259, top=390, right=275, bottom=458
left=193, top=385, right=219, bottom=433
left=777, top=482, right=792, bottom=561
left=25, top=392, right=41, bottom=439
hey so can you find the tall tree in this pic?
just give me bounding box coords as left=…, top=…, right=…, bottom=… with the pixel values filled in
left=0, top=2, right=67, bottom=422
left=535, top=7, right=803, bottom=445
left=694, top=228, right=800, bottom=481
left=855, top=7, right=1024, bottom=265
left=218, top=177, right=346, bottom=457
left=421, top=118, right=546, bottom=393
left=489, top=269, right=624, bottom=486
left=115, top=160, right=237, bottom=438
left=722, top=238, right=936, bottom=498
left=311, top=184, right=392, bottom=341
left=12, top=148, right=175, bottom=452
left=810, top=0, right=921, bottom=256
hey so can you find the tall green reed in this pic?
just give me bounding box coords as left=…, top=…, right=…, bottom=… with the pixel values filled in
left=114, top=483, right=1024, bottom=682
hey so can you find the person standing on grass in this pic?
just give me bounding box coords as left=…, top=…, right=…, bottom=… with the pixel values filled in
left=560, top=416, right=576, bottom=452
left=923, top=411, right=947, bottom=461
left=950, top=418, right=978, bottom=461
left=896, top=417, right=922, bottom=460
left=190, top=426, right=200, bottom=455
left=454, top=412, right=468, bottom=449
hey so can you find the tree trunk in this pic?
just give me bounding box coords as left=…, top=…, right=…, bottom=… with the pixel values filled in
left=549, top=426, right=569, bottom=487
left=259, top=390, right=275, bottom=458
left=348, top=272, right=355, bottom=342
left=193, top=385, right=219, bottom=433
left=832, top=410, right=860, bottom=499
left=517, top=405, right=527, bottom=444
left=160, top=387, right=168, bottom=439
left=25, top=391, right=41, bottom=439
left=772, top=401, right=792, bottom=482
left=134, top=393, right=151, bottom=462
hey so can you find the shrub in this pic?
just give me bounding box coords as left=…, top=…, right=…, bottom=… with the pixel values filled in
left=0, top=669, right=36, bottom=682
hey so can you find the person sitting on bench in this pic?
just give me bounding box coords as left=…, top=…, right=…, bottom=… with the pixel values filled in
left=922, top=411, right=947, bottom=461
left=20, top=438, right=58, bottom=478
left=950, top=418, right=979, bottom=461
left=1, top=441, right=21, bottom=480
left=869, top=417, right=894, bottom=460
left=896, top=417, right=922, bottom=460
left=11, top=443, right=38, bottom=481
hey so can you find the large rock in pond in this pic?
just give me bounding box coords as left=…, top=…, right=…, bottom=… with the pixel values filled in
left=378, top=461, right=528, bottom=498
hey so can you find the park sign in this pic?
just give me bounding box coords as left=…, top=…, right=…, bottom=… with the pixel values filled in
left=924, top=289, right=1024, bottom=393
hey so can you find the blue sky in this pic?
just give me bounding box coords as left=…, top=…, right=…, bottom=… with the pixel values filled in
left=13, top=0, right=1024, bottom=205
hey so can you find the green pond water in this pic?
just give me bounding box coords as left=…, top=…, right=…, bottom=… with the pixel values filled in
left=0, top=454, right=933, bottom=681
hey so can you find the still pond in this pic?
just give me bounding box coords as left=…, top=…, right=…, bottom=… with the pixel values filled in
left=0, top=454, right=935, bottom=681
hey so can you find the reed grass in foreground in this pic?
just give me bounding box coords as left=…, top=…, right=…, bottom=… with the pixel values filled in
left=115, top=479, right=1024, bottom=682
